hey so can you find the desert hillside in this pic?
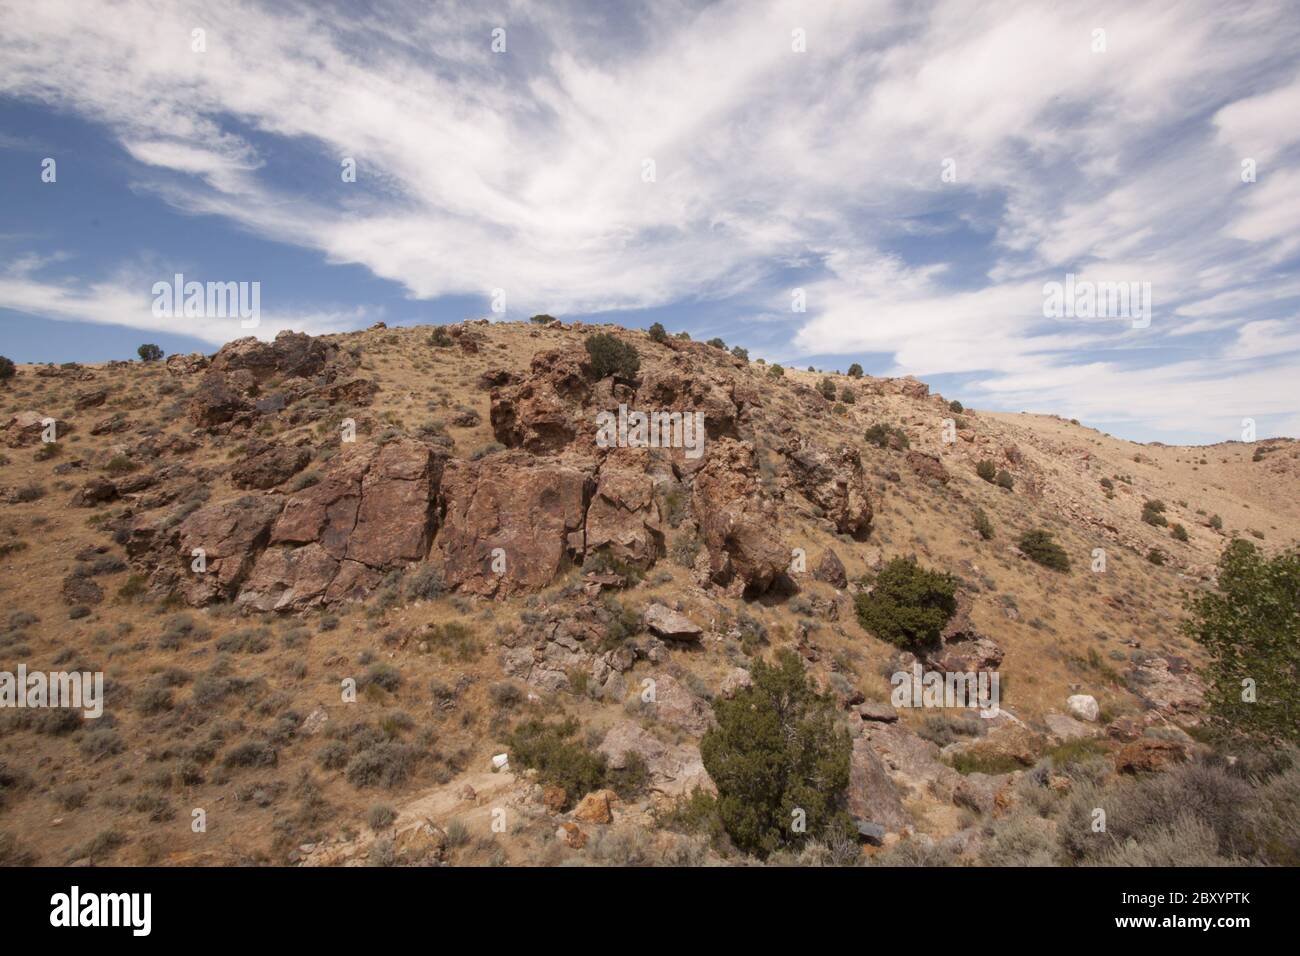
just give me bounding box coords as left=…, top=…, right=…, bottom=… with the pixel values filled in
left=1, top=318, right=1297, bottom=866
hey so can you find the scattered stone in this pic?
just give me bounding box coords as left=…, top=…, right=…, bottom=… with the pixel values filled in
left=642, top=603, right=703, bottom=641
left=857, top=701, right=899, bottom=723
left=813, top=548, right=848, bottom=588
left=1066, top=694, right=1099, bottom=722
left=572, top=789, right=615, bottom=824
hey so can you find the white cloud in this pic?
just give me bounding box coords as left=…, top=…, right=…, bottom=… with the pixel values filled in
left=0, top=0, right=1298, bottom=440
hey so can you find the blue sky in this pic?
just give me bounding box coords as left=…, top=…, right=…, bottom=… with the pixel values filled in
left=2, top=0, right=1299, bottom=444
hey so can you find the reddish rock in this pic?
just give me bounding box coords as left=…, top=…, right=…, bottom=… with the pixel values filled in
left=73, top=388, right=108, bottom=410
left=906, top=450, right=950, bottom=484
left=787, top=443, right=873, bottom=538
left=168, top=495, right=284, bottom=605
left=583, top=468, right=662, bottom=568
left=310, top=378, right=377, bottom=406
left=489, top=346, right=593, bottom=454
left=71, top=477, right=118, bottom=507
left=240, top=438, right=444, bottom=610
left=188, top=371, right=253, bottom=428
left=230, top=442, right=312, bottom=490
left=437, top=452, right=590, bottom=596
left=572, top=789, right=615, bottom=824
left=4, top=411, right=69, bottom=447
left=692, top=438, right=789, bottom=595
left=208, top=331, right=338, bottom=382
left=1115, top=737, right=1188, bottom=774
left=814, top=548, right=848, bottom=588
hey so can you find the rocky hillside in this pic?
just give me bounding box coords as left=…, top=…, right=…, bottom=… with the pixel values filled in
left=1, top=318, right=1297, bottom=866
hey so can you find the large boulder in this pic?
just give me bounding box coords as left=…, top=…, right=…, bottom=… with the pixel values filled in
left=642, top=603, right=704, bottom=641
left=188, top=371, right=254, bottom=428
left=785, top=443, right=873, bottom=538
left=135, top=495, right=285, bottom=605
left=489, top=346, right=594, bottom=454
left=583, top=467, right=663, bottom=569
left=848, top=737, right=911, bottom=833
left=634, top=361, right=744, bottom=440
left=230, top=442, right=312, bottom=490
left=208, top=331, right=338, bottom=382
left=4, top=411, right=69, bottom=447
left=691, top=438, right=789, bottom=595
left=597, top=720, right=715, bottom=797
left=237, top=438, right=445, bottom=610
left=1066, top=694, right=1100, bottom=722
left=436, top=452, right=591, bottom=597
left=647, top=674, right=715, bottom=735
left=906, top=450, right=949, bottom=485
left=813, top=548, right=848, bottom=588
left=1125, top=655, right=1205, bottom=723
left=924, top=594, right=1004, bottom=672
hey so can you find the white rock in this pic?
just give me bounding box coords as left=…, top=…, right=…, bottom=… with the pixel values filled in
left=1066, top=694, right=1100, bottom=722
left=491, top=753, right=510, bottom=771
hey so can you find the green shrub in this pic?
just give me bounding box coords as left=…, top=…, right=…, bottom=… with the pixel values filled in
left=105, top=454, right=140, bottom=476
left=1018, top=529, right=1070, bottom=571
left=528, top=314, right=555, bottom=325
left=854, top=556, right=958, bottom=649
left=995, top=469, right=1014, bottom=490
left=1183, top=540, right=1300, bottom=744
left=767, top=364, right=784, bottom=378
left=839, top=386, right=855, bottom=404
left=948, top=400, right=963, bottom=413
left=346, top=741, right=417, bottom=788
left=367, top=804, right=397, bottom=830
left=973, top=507, right=994, bottom=541
left=701, top=650, right=852, bottom=858
left=0, top=356, right=14, bottom=383
left=1209, top=514, right=1223, bottom=531
left=816, top=377, right=836, bottom=400
left=137, top=344, right=163, bottom=362
left=1147, top=548, right=1167, bottom=565
left=846, top=363, right=863, bottom=378
left=584, top=333, right=640, bottom=380
left=1141, top=499, right=1168, bottom=527
left=647, top=322, right=667, bottom=343
left=707, top=337, right=727, bottom=350
left=731, top=345, right=749, bottom=362
left=428, top=326, right=453, bottom=347
left=1171, top=523, right=1189, bottom=542
left=976, top=460, right=997, bottom=482
left=505, top=717, right=607, bottom=809
left=865, top=423, right=908, bottom=450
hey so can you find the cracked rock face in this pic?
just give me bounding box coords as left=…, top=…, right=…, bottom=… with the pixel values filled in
left=786, top=442, right=874, bottom=538
left=584, top=467, right=663, bottom=570
left=692, top=438, right=789, bottom=595
left=436, top=451, right=591, bottom=597
left=235, top=437, right=445, bottom=611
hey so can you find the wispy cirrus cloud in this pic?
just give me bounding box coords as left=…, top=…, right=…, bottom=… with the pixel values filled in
left=0, top=0, right=1297, bottom=441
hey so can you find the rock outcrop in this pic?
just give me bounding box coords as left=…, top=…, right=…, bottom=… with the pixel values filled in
left=691, top=438, right=789, bottom=595
left=437, top=452, right=591, bottom=597
left=239, top=437, right=445, bottom=610
left=583, top=467, right=663, bottom=569
left=786, top=443, right=873, bottom=538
